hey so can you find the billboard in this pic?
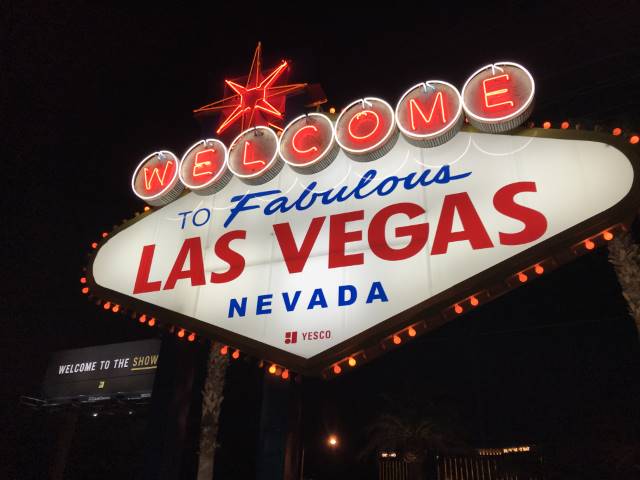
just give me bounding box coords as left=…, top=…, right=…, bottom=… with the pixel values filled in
left=42, top=339, right=160, bottom=402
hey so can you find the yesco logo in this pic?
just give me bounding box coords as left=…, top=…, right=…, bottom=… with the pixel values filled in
left=285, top=331, right=331, bottom=344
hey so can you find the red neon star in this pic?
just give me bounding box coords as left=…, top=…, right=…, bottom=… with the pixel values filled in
left=194, top=43, right=307, bottom=137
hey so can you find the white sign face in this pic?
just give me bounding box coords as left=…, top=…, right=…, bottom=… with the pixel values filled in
left=92, top=129, right=636, bottom=366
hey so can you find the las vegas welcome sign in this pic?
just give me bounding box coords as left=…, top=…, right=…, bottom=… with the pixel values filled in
left=88, top=62, right=640, bottom=375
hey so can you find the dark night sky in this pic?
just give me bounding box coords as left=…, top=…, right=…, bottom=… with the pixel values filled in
left=3, top=1, right=640, bottom=478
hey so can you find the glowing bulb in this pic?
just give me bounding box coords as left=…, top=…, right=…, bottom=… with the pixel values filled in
left=177, top=329, right=185, bottom=338
left=454, top=304, right=463, bottom=314
left=232, top=349, right=240, bottom=359
left=470, top=296, right=479, bottom=307
left=101, top=232, right=108, bottom=238
left=81, top=287, right=89, bottom=294
left=561, top=121, right=569, bottom=129
left=103, top=301, right=111, bottom=310
left=281, top=369, right=289, bottom=379
left=144, top=206, right=151, bottom=212
left=188, top=333, right=195, bottom=342
left=328, top=435, right=338, bottom=446
left=80, top=277, right=87, bottom=284
left=612, top=127, right=622, bottom=136
left=392, top=335, right=401, bottom=345
left=138, top=314, right=147, bottom=323
left=148, top=317, right=156, bottom=327
left=542, top=121, right=551, bottom=129
left=269, top=364, right=277, bottom=374
left=220, top=345, right=228, bottom=355
left=585, top=239, right=596, bottom=250
left=534, top=264, right=544, bottom=275
left=329, top=107, right=336, bottom=114
left=348, top=357, right=357, bottom=367
left=112, top=304, right=120, bottom=313
left=630, top=135, right=639, bottom=145
left=408, top=327, right=417, bottom=337
left=518, top=272, right=528, bottom=283
left=333, top=365, right=342, bottom=374
left=91, top=242, right=98, bottom=249
left=603, top=231, right=614, bottom=241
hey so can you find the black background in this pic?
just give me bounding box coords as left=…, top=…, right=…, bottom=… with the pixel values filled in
left=4, top=1, right=640, bottom=478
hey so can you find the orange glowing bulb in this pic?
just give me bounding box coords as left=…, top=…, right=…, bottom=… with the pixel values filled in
left=392, top=335, right=401, bottom=345
left=612, top=127, right=622, bottom=136
left=454, top=304, right=463, bottom=314
left=534, top=264, right=544, bottom=275
left=144, top=206, right=151, bottom=212
left=188, top=333, right=196, bottom=342
left=329, top=107, right=336, bottom=114
left=103, top=301, right=111, bottom=310
left=603, top=231, right=614, bottom=241
left=81, top=287, right=89, bottom=294
left=101, top=232, right=108, bottom=238
left=630, top=135, right=639, bottom=145
left=177, top=329, right=185, bottom=338
left=220, top=345, right=228, bottom=355
left=348, top=357, right=357, bottom=367
left=585, top=239, right=596, bottom=250
left=408, top=327, right=417, bottom=337
left=112, top=304, right=120, bottom=313
left=333, top=365, right=342, bottom=374
left=91, top=242, right=98, bottom=249
left=80, top=277, right=87, bottom=284
left=281, top=369, right=289, bottom=379
left=518, top=272, right=528, bottom=283
left=232, top=349, right=240, bottom=359
left=470, top=296, right=479, bottom=307
left=269, top=364, right=277, bottom=374
left=139, top=314, right=147, bottom=323
left=148, top=318, right=156, bottom=327
left=561, top=121, right=569, bottom=129
left=542, top=121, right=551, bottom=129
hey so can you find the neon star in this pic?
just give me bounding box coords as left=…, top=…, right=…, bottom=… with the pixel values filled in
left=194, top=43, right=307, bottom=136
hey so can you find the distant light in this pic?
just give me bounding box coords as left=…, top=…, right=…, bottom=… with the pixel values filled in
left=103, top=301, right=111, bottom=310
left=603, top=231, right=614, bottom=241
left=329, top=107, right=336, bottom=114
left=585, top=239, right=596, bottom=250
left=91, top=242, right=98, bottom=249
left=561, top=121, right=569, bottom=129
left=92, top=412, right=98, bottom=418
left=138, top=314, right=147, bottom=324
left=101, top=232, right=108, bottom=238
left=542, top=121, right=551, bottom=129
left=232, top=349, right=240, bottom=360
left=328, top=435, right=338, bottom=446
left=518, top=272, right=528, bottom=283
left=269, top=364, right=277, bottom=374
left=470, top=296, right=479, bottom=307
left=408, top=327, right=417, bottom=337
left=220, top=345, right=228, bottom=355
left=612, top=127, right=622, bottom=136
left=177, top=328, right=185, bottom=338
left=333, top=364, right=342, bottom=374
left=534, top=264, right=544, bottom=275
left=392, top=335, right=401, bottom=345
left=348, top=357, right=357, bottom=367
left=144, top=206, right=151, bottom=212
left=630, top=135, right=639, bottom=145
left=80, top=277, right=87, bottom=284
left=81, top=287, right=89, bottom=294
left=454, top=304, right=463, bottom=314
left=148, top=317, right=156, bottom=327
left=281, top=369, right=289, bottom=379
left=188, top=332, right=196, bottom=342
left=128, top=410, right=134, bottom=415
left=112, top=304, right=120, bottom=313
